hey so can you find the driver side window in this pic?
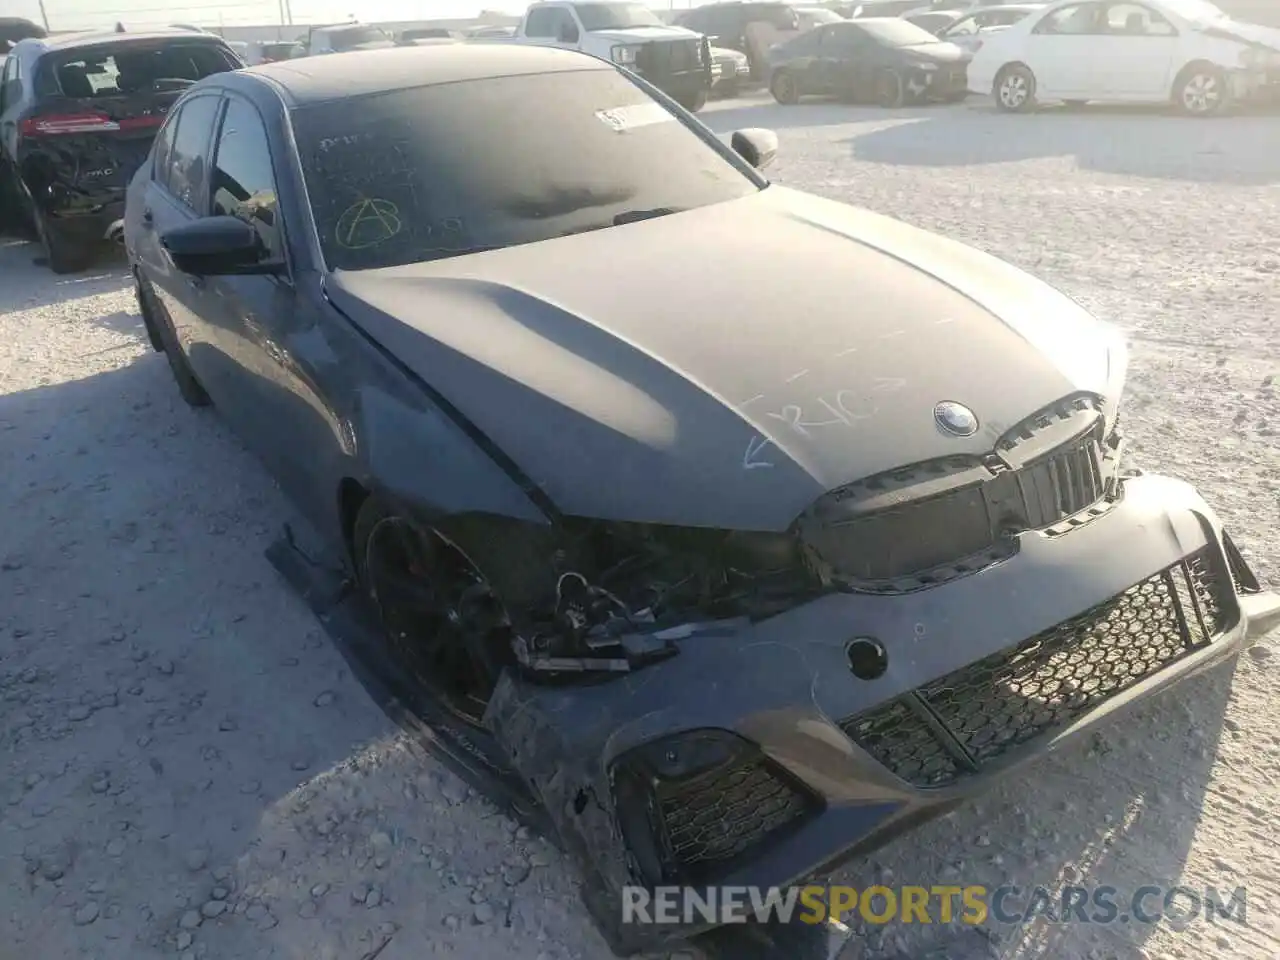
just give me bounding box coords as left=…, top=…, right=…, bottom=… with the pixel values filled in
left=946, top=16, right=979, bottom=37
left=1036, top=3, right=1103, bottom=34
left=1103, top=3, right=1176, bottom=35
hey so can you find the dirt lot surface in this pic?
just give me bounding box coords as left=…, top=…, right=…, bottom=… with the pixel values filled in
left=2, top=94, right=1279, bottom=960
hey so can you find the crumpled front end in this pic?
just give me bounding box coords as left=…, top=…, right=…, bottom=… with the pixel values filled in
left=476, top=399, right=1279, bottom=955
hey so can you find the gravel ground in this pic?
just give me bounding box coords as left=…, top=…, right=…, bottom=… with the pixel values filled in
left=2, top=93, right=1279, bottom=960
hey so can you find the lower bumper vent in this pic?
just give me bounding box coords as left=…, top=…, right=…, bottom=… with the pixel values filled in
left=841, top=546, right=1236, bottom=789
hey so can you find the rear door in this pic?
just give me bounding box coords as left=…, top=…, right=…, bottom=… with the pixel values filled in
left=134, top=91, right=225, bottom=386
left=19, top=39, right=239, bottom=211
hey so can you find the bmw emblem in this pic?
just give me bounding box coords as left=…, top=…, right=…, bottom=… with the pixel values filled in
left=934, top=401, right=979, bottom=437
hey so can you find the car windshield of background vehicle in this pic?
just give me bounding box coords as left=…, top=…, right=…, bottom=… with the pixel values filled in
left=852, top=18, right=944, bottom=44
left=34, top=41, right=237, bottom=99
left=572, top=2, right=666, bottom=30
left=325, top=26, right=391, bottom=49
left=291, top=69, right=761, bottom=272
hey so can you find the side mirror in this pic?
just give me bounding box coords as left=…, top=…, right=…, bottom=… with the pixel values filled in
left=730, top=127, right=778, bottom=171
left=160, top=216, right=277, bottom=276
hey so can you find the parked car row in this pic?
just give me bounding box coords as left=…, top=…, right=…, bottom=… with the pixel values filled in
left=760, top=0, right=1280, bottom=112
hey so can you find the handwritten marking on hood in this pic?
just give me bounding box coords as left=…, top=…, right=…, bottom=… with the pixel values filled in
left=743, top=434, right=774, bottom=470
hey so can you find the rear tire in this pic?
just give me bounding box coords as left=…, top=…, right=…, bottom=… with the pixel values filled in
left=874, top=68, right=905, bottom=108
left=148, top=282, right=211, bottom=407
left=134, top=272, right=167, bottom=353
left=994, top=63, right=1037, bottom=113
left=770, top=69, right=799, bottom=105
left=33, top=206, right=92, bottom=274
left=1174, top=62, right=1226, bottom=116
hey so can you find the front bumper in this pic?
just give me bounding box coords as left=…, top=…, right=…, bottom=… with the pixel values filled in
left=905, top=62, right=969, bottom=101
left=640, top=68, right=713, bottom=98
left=486, top=472, right=1280, bottom=955
left=712, top=59, right=751, bottom=90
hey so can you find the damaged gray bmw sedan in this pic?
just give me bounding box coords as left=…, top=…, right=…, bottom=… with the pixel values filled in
left=123, top=42, right=1280, bottom=957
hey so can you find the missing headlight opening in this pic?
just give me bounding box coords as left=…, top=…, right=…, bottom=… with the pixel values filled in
left=504, top=521, right=826, bottom=678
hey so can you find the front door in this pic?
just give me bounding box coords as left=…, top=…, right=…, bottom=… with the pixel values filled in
left=1023, top=2, right=1104, bottom=98
left=1095, top=2, right=1179, bottom=97
left=197, top=92, right=334, bottom=528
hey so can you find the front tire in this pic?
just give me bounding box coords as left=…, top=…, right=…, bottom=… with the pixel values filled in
left=994, top=63, right=1037, bottom=113
left=1175, top=63, right=1226, bottom=116
left=353, top=498, right=512, bottom=728
left=770, top=69, right=800, bottom=105
left=676, top=88, right=708, bottom=113
left=874, top=68, right=905, bottom=108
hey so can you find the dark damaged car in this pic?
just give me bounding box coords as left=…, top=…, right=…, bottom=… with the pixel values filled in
left=123, top=43, right=1280, bottom=957
left=0, top=28, right=242, bottom=272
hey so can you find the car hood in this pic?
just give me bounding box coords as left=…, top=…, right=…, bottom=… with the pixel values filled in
left=1200, top=17, right=1280, bottom=52
left=587, top=25, right=702, bottom=43
left=327, top=186, right=1124, bottom=531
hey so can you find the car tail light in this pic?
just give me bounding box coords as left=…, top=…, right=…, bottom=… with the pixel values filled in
left=21, top=113, right=117, bottom=136
left=19, top=112, right=162, bottom=136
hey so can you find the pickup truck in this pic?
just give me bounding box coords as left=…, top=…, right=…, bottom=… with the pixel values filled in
left=302, top=22, right=396, bottom=56
left=511, top=1, right=713, bottom=111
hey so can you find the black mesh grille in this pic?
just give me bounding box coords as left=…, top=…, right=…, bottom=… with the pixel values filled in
left=840, top=548, right=1234, bottom=789
left=803, top=398, right=1117, bottom=589
left=655, top=755, right=809, bottom=875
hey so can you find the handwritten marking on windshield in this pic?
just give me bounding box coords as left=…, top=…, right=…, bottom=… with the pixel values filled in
left=785, top=369, right=809, bottom=383
left=594, top=102, right=674, bottom=132
left=878, top=329, right=906, bottom=340
left=936, top=317, right=957, bottom=325
left=835, top=346, right=858, bottom=357
left=335, top=198, right=402, bottom=249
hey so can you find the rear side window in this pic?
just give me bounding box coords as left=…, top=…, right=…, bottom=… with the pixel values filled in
left=35, top=42, right=238, bottom=100
left=210, top=97, right=281, bottom=257
left=152, top=106, right=180, bottom=179
left=164, top=93, right=221, bottom=210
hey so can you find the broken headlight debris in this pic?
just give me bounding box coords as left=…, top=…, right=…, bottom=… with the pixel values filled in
left=503, top=522, right=824, bottom=679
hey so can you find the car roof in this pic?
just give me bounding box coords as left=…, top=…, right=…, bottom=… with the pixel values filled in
left=241, top=42, right=610, bottom=106
left=20, top=28, right=225, bottom=56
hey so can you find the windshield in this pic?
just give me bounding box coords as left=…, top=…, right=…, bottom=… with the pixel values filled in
left=1156, top=0, right=1227, bottom=21
left=325, top=25, right=391, bottom=49
left=572, top=2, right=665, bottom=30
left=854, top=18, right=943, bottom=45
left=35, top=41, right=239, bottom=99
left=291, top=69, right=759, bottom=272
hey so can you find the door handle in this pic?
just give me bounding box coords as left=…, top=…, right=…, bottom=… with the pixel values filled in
left=142, top=208, right=154, bottom=228
left=186, top=275, right=205, bottom=290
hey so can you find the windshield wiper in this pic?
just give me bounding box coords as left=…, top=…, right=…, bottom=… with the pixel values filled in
left=612, top=206, right=684, bottom=226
